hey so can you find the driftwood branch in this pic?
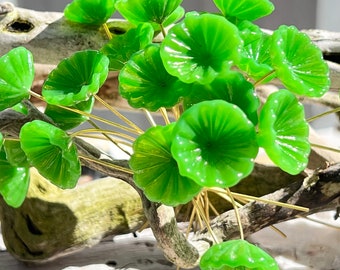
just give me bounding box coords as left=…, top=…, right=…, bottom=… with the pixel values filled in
left=1, top=3, right=340, bottom=269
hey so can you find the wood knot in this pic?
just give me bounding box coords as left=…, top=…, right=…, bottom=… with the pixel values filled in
left=6, top=19, right=34, bottom=33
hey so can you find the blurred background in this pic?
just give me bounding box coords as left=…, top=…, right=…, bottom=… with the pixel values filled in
left=1, top=0, right=340, bottom=31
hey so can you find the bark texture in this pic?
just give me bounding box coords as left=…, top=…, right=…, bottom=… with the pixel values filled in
left=0, top=3, right=340, bottom=269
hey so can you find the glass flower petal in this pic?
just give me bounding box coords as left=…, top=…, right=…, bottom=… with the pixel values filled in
left=64, top=0, right=117, bottom=26
left=119, top=44, right=188, bottom=111
left=129, top=123, right=201, bottom=206
left=270, top=25, right=330, bottom=97
left=183, top=71, right=260, bottom=125
left=4, top=140, right=29, bottom=167
left=160, top=13, right=242, bottom=85
left=257, top=89, right=310, bottom=175
left=44, top=96, right=95, bottom=130
left=238, top=21, right=275, bottom=82
left=101, top=23, right=154, bottom=71
left=42, top=50, right=109, bottom=106
left=0, top=149, right=29, bottom=208
left=20, top=120, right=81, bottom=189
left=171, top=100, right=258, bottom=188
left=115, top=0, right=182, bottom=25
left=213, top=0, right=275, bottom=21
left=0, top=47, right=34, bottom=111
left=200, top=239, right=279, bottom=270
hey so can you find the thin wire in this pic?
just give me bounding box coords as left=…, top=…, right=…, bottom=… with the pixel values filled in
left=94, top=94, right=144, bottom=134
left=226, top=188, right=244, bottom=240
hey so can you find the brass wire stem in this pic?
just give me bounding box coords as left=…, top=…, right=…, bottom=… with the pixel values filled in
left=94, top=94, right=144, bottom=134
left=226, top=188, right=244, bottom=240
left=160, top=107, right=171, bottom=125
left=79, top=154, right=133, bottom=175
left=142, top=109, right=157, bottom=127
left=192, top=197, right=219, bottom=244
left=103, top=23, right=113, bottom=40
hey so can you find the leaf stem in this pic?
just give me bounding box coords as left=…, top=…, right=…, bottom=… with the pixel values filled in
left=160, top=107, right=171, bottom=125
left=29, top=90, right=44, bottom=100
left=311, top=143, right=340, bottom=153
left=59, top=105, right=141, bottom=135
left=307, top=106, right=340, bottom=122
left=192, top=197, right=219, bottom=244
left=88, top=120, right=133, bottom=157
left=28, top=90, right=140, bottom=135
left=172, top=104, right=181, bottom=120
left=254, top=70, right=276, bottom=87
left=231, top=191, right=309, bottom=212
left=102, top=22, right=113, bottom=40
left=226, top=188, right=244, bottom=240
left=160, top=23, right=167, bottom=38
left=71, top=128, right=135, bottom=142
left=94, top=94, right=144, bottom=134
left=79, top=154, right=133, bottom=175
left=142, top=109, right=157, bottom=127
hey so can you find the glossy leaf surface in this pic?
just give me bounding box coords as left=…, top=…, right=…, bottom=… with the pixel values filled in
left=4, top=140, right=29, bottom=167
left=183, top=71, right=259, bottom=125
left=130, top=124, right=201, bottom=206
left=257, top=90, right=310, bottom=175
left=0, top=149, right=29, bottom=208
left=12, top=103, right=28, bottom=115
left=42, top=50, right=109, bottom=106
left=200, top=239, right=279, bottom=270
left=0, top=47, right=34, bottom=111
left=101, top=23, right=154, bottom=71
left=213, top=0, right=275, bottom=21
left=171, top=100, right=258, bottom=188
left=238, top=21, right=274, bottom=81
left=270, top=25, right=330, bottom=97
left=119, top=44, right=187, bottom=111
left=115, top=0, right=182, bottom=25
left=20, top=120, right=81, bottom=189
left=64, top=0, right=117, bottom=26
left=160, top=13, right=242, bottom=84
left=44, top=96, right=95, bottom=130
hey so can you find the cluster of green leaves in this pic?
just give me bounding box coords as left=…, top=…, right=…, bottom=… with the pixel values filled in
left=0, top=0, right=331, bottom=269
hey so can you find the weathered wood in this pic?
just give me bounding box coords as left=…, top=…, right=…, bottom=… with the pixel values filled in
left=0, top=3, right=131, bottom=65
left=0, top=169, right=144, bottom=262
left=1, top=3, right=340, bottom=268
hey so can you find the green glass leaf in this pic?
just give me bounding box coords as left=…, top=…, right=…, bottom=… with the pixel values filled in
left=161, top=5, right=185, bottom=27
left=183, top=71, right=259, bottom=125
left=42, top=50, right=109, bottom=106
left=0, top=149, right=29, bottom=208
left=200, top=239, right=279, bottom=270
left=44, top=96, right=95, bottom=130
left=130, top=124, right=201, bottom=206
left=119, top=44, right=188, bottom=111
left=257, top=89, right=310, bottom=175
left=115, top=0, right=182, bottom=25
left=64, top=0, right=117, bottom=26
left=171, top=100, right=258, bottom=188
left=160, top=13, right=242, bottom=84
left=20, top=120, right=81, bottom=189
left=238, top=21, right=275, bottom=82
left=4, top=140, right=29, bottom=167
left=270, top=25, right=330, bottom=97
left=0, top=133, right=3, bottom=147
left=101, top=23, right=154, bottom=71
left=0, top=47, right=34, bottom=111
left=12, top=102, right=28, bottom=115
left=213, top=0, right=275, bottom=21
